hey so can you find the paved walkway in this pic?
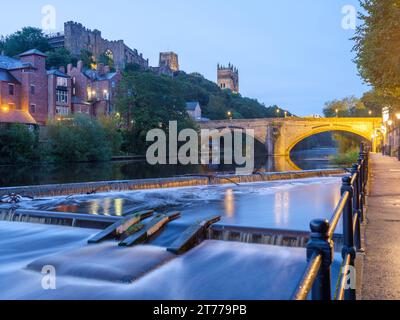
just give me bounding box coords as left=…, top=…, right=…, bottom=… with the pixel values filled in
left=362, top=154, right=400, bottom=300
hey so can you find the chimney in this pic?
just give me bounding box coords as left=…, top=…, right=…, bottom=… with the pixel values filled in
left=59, top=66, right=66, bottom=73
left=77, top=60, right=83, bottom=72
left=67, top=63, right=73, bottom=74
left=97, top=63, right=105, bottom=75
left=104, top=65, right=110, bottom=74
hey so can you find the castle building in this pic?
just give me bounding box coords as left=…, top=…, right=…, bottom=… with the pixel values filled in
left=159, top=52, right=179, bottom=72
left=48, top=21, right=149, bottom=70
left=217, top=63, right=239, bottom=94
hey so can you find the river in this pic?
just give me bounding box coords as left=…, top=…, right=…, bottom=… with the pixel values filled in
left=0, top=148, right=339, bottom=187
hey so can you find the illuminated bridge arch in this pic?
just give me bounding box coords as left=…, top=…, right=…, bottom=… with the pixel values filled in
left=286, top=126, right=372, bottom=155
left=200, top=118, right=382, bottom=156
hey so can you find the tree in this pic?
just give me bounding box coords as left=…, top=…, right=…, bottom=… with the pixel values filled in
left=1, top=27, right=51, bottom=57
left=115, top=70, right=197, bottom=155
left=47, top=115, right=113, bottom=162
left=0, top=124, right=39, bottom=164
left=98, top=53, right=115, bottom=72
left=79, top=50, right=96, bottom=69
left=46, top=48, right=76, bottom=69
left=323, top=96, right=370, bottom=117
left=354, top=0, right=400, bottom=97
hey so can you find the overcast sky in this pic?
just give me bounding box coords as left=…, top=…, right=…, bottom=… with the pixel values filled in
left=0, top=0, right=369, bottom=116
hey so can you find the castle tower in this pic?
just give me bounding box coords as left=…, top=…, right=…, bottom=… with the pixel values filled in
left=217, top=63, right=239, bottom=94
left=159, top=52, right=179, bottom=72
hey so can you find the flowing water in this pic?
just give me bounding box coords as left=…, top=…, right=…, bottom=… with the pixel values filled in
left=0, top=221, right=342, bottom=300
left=13, top=177, right=342, bottom=232
left=0, top=174, right=345, bottom=300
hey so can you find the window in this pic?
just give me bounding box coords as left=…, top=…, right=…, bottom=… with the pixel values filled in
left=56, top=77, right=68, bottom=87
left=8, top=84, right=14, bottom=95
left=30, top=104, right=36, bottom=114
left=56, top=90, right=68, bottom=104
left=72, top=77, right=76, bottom=85
left=30, top=85, right=35, bottom=95
left=56, top=106, right=70, bottom=116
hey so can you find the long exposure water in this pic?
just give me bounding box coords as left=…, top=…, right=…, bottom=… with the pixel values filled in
left=0, top=149, right=345, bottom=300
left=0, top=221, right=342, bottom=300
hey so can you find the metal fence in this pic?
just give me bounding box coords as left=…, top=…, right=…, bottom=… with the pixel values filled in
left=293, top=143, right=369, bottom=300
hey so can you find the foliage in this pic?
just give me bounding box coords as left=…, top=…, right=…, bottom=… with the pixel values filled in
left=98, top=53, right=115, bottom=72
left=330, top=149, right=360, bottom=165
left=79, top=49, right=96, bottom=69
left=0, top=124, right=39, bottom=164
left=354, top=0, right=400, bottom=98
left=323, top=96, right=373, bottom=117
left=115, top=70, right=198, bottom=155
left=97, top=115, right=123, bottom=155
left=173, top=72, right=291, bottom=120
left=46, top=48, right=77, bottom=69
left=46, top=115, right=113, bottom=162
left=0, top=27, right=51, bottom=57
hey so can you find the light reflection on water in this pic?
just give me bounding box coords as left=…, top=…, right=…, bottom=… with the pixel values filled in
left=34, top=177, right=343, bottom=231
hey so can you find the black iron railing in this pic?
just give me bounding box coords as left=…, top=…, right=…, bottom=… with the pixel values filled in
left=293, top=143, right=369, bottom=301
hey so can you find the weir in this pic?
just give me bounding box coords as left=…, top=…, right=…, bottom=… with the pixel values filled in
left=0, top=169, right=344, bottom=198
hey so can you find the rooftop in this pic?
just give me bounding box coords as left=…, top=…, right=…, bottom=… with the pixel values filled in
left=18, top=49, right=48, bottom=58
left=0, top=69, right=20, bottom=84
left=83, top=69, right=118, bottom=81
left=0, top=55, right=34, bottom=70
left=186, top=101, right=200, bottom=111
left=0, top=109, right=37, bottom=125
left=47, top=69, right=70, bottom=78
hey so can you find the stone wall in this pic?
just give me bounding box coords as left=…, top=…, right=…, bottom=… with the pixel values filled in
left=63, top=21, right=149, bottom=70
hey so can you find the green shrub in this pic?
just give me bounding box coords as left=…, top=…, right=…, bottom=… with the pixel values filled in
left=47, top=115, right=114, bottom=162
left=330, top=149, right=360, bottom=165
left=0, top=124, right=39, bottom=164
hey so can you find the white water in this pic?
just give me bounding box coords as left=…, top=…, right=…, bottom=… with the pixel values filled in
left=9, top=177, right=342, bottom=232
left=0, top=177, right=344, bottom=300
left=0, top=221, right=341, bottom=300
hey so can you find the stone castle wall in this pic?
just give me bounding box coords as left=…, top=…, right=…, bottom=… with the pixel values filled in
left=62, top=21, right=149, bottom=70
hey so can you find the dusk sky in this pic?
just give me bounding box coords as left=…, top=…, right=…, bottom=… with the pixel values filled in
left=0, top=0, right=369, bottom=116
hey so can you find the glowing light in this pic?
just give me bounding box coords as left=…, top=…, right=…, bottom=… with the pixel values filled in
left=1, top=105, right=9, bottom=112
left=396, top=113, right=400, bottom=120
left=90, top=200, right=99, bottom=215
left=224, top=189, right=235, bottom=218
left=114, top=199, right=123, bottom=216
left=103, top=198, right=111, bottom=216
left=388, top=120, right=393, bottom=126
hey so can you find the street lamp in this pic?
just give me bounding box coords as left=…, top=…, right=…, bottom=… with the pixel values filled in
left=369, top=110, right=372, bottom=116
left=227, top=111, right=233, bottom=120
left=335, top=109, right=339, bottom=118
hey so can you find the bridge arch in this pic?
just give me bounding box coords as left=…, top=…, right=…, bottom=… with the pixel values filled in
left=286, top=127, right=372, bottom=156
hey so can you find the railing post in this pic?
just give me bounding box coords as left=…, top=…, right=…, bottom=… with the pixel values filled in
left=307, top=219, right=334, bottom=300
left=341, top=177, right=357, bottom=300
left=357, top=157, right=365, bottom=221
left=350, top=166, right=362, bottom=252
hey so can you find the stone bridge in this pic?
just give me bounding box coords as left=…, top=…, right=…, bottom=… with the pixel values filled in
left=199, top=118, right=382, bottom=156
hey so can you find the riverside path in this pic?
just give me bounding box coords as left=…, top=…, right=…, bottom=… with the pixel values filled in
left=363, top=154, right=400, bottom=300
